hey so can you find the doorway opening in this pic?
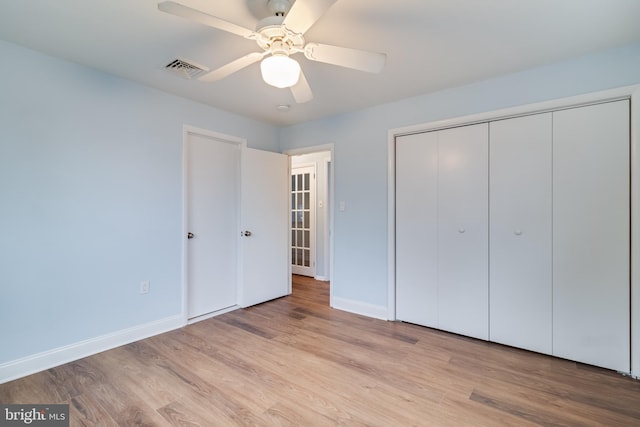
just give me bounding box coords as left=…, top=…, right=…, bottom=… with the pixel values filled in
left=287, top=146, right=333, bottom=302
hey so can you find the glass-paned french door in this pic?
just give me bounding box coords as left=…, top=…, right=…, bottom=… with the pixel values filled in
left=291, top=165, right=316, bottom=277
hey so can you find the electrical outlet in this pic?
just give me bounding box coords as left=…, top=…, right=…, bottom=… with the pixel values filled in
left=140, top=280, right=150, bottom=294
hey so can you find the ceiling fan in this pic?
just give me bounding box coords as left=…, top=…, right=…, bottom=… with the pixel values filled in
left=158, top=0, right=387, bottom=103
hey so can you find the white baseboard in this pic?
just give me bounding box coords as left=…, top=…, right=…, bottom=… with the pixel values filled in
left=314, top=275, right=330, bottom=282
left=0, top=315, right=184, bottom=384
left=187, top=305, right=239, bottom=325
left=331, top=296, right=388, bottom=320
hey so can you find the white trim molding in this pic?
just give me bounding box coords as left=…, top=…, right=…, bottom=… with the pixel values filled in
left=0, top=315, right=184, bottom=384
left=187, top=305, right=239, bottom=325
left=388, top=84, right=640, bottom=379
left=389, top=85, right=638, bottom=137
left=630, top=85, right=640, bottom=379
left=331, top=296, right=388, bottom=321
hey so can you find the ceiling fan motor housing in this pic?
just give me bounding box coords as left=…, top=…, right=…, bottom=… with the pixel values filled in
left=256, top=15, right=305, bottom=53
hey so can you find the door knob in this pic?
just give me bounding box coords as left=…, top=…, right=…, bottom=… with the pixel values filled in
left=242, top=230, right=252, bottom=237
left=187, top=232, right=194, bottom=239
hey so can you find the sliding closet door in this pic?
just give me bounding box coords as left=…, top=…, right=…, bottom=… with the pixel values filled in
left=396, top=132, right=438, bottom=327
left=438, top=124, right=489, bottom=340
left=553, top=100, right=630, bottom=372
left=489, top=113, right=552, bottom=354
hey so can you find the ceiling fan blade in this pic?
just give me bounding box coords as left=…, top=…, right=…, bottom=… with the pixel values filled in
left=304, top=42, right=386, bottom=73
left=283, top=0, right=339, bottom=35
left=199, top=52, right=265, bottom=82
left=158, top=1, right=258, bottom=40
left=290, top=70, right=313, bottom=103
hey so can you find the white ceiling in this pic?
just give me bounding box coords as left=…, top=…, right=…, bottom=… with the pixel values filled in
left=2, top=0, right=640, bottom=126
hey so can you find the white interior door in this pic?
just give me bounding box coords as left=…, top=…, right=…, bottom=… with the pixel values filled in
left=552, top=100, right=630, bottom=372
left=489, top=113, right=552, bottom=354
left=186, top=132, right=239, bottom=319
left=395, top=131, right=439, bottom=328
left=291, top=165, right=316, bottom=277
left=240, top=147, right=290, bottom=307
left=437, top=123, right=489, bottom=340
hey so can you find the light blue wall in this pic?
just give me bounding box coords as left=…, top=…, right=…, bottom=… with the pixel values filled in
left=3, top=36, right=640, bottom=368
left=0, top=40, right=279, bottom=364
left=279, top=41, right=640, bottom=307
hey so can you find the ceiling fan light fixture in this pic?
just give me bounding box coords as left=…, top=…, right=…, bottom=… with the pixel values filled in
left=267, top=0, right=292, bottom=17
left=260, top=54, right=300, bottom=88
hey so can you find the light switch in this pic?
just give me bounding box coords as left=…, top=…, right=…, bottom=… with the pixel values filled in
left=339, top=201, right=346, bottom=211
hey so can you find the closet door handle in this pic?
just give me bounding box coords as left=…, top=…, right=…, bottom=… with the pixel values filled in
left=187, top=232, right=194, bottom=239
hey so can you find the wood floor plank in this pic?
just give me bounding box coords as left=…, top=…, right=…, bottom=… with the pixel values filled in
left=83, top=372, right=166, bottom=426
left=436, top=394, right=541, bottom=427
left=448, top=351, right=640, bottom=420
left=69, top=394, right=117, bottom=427
left=260, top=401, right=338, bottom=427
left=179, top=319, right=401, bottom=425
left=184, top=314, right=433, bottom=426
left=145, top=339, right=275, bottom=423
left=1, top=275, right=639, bottom=426
left=92, top=345, right=194, bottom=411
left=228, top=302, right=413, bottom=360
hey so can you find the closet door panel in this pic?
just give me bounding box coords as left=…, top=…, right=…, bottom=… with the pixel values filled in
left=489, top=113, right=552, bottom=354
left=437, top=124, right=489, bottom=340
left=396, top=132, right=438, bottom=327
left=553, top=100, right=630, bottom=372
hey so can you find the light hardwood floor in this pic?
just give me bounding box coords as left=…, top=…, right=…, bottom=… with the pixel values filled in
left=2, top=275, right=639, bottom=426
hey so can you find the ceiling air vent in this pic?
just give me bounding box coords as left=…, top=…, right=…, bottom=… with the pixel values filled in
left=164, top=58, right=209, bottom=80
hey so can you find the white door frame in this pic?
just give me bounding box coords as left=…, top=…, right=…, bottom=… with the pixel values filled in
left=387, top=84, right=640, bottom=378
left=322, top=157, right=332, bottom=281
left=284, top=144, right=335, bottom=299
left=182, top=125, right=246, bottom=324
